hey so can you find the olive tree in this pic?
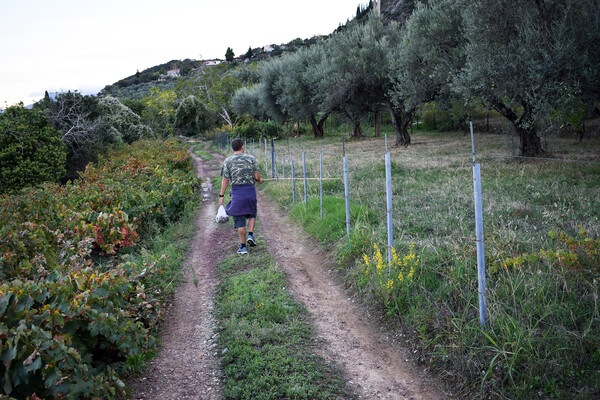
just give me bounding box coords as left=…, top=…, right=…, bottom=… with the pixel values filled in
left=390, top=0, right=466, bottom=132
left=173, top=95, right=215, bottom=136
left=318, top=17, right=391, bottom=139
left=454, top=0, right=600, bottom=156
left=98, top=95, right=155, bottom=143
left=256, top=56, right=290, bottom=125
left=272, top=45, right=330, bottom=137
left=230, top=84, right=269, bottom=121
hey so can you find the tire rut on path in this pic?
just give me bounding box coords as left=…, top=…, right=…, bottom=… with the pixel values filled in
left=128, top=144, right=226, bottom=400
left=257, top=193, right=448, bottom=400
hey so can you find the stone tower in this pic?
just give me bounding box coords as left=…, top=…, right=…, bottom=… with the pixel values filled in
left=373, top=0, right=381, bottom=16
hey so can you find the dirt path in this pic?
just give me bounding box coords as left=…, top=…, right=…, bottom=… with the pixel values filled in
left=129, top=144, right=227, bottom=399
left=130, top=142, right=448, bottom=400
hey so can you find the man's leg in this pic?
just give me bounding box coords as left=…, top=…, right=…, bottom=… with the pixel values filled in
left=247, top=217, right=258, bottom=246
left=247, top=218, right=256, bottom=234
left=237, top=226, right=247, bottom=245
left=233, top=216, right=248, bottom=254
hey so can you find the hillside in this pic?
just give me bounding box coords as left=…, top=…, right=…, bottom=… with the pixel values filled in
left=99, top=58, right=200, bottom=96
left=100, top=35, right=327, bottom=100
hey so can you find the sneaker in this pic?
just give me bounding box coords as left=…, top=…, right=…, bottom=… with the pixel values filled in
left=237, top=244, right=248, bottom=255
left=247, top=234, right=257, bottom=247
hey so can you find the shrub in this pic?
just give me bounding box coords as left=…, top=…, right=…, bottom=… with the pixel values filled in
left=0, top=104, right=66, bottom=194
left=174, top=95, right=215, bottom=137
left=234, top=119, right=280, bottom=138
left=0, top=139, right=199, bottom=399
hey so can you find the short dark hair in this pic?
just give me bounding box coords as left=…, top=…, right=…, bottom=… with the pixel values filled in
left=231, top=138, right=243, bottom=151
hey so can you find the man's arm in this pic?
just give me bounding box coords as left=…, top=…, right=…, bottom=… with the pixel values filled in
left=254, top=172, right=264, bottom=184
left=219, top=178, right=229, bottom=206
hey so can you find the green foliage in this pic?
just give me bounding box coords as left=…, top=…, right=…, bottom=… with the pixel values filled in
left=103, top=80, right=177, bottom=100
left=215, top=249, right=355, bottom=399
left=98, top=96, right=155, bottom=143
left=233, top=118, right=279, bottom=139
left=0, top=104, right=66, bottom=194
left=174, top=95, right=215, bottom=136
left=142, top=88, right=177, bottom=136
left=0, top=139, right=199, bottom=399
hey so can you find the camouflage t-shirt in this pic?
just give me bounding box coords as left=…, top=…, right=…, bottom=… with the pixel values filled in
left=221, top=153, right=259, bottom=186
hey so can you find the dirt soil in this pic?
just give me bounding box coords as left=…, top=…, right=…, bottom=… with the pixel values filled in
left=129, top=142, right=449, bottom=400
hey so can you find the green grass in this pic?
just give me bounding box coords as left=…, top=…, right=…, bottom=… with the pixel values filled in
left=287, top=196, right=377, bottom=247
left=193, top=146, right=214, bottom=160
left=214, top=247, right=355, bottom=400
left=259, top=128, right=600, bottom=399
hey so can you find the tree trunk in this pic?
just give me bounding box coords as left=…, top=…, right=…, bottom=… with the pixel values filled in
left=517, top=125, right=543, bottom=156
left=309, top=113, right=329, bottom=137
left=352, top=119, right=364, bottom=138
left=374, top=110, right=381, bottom=138
left=386, top=102, right=411, bottom=146
left=491, top=100, right=543, bottom=156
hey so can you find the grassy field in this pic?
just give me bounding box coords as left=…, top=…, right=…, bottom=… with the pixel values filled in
left=254, top=126, right=600, bottom=399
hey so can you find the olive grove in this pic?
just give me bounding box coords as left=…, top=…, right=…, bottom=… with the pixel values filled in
left=231, top=0, right=600, bottom=155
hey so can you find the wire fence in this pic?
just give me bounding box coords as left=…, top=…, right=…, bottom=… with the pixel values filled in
left=212, top=129, right=600, bottom=327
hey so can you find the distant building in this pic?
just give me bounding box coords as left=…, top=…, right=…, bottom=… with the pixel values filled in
left=263, top=45, right=274, bottom=52
left=203, top=60, right=222, bottom=66
left=167, top=68, right=181, bottom=77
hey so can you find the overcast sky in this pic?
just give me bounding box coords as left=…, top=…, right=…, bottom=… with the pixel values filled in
left=0, top=0, right=359, bottom=108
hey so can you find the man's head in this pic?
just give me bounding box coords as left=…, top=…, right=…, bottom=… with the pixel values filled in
left=231, top=138, right=244, bottom=152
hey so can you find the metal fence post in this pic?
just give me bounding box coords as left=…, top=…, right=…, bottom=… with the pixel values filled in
left=343, top=156, right=351, bottom=238
left=343, top=139, right=350, bottom=238
left=291, top=159, right=296, bottom=203
left=303, top=151, right=308, bottom=204
left=471, top=121, right=487, bottom=328
left=320, top=141, right=323, bottom=220
left=385, top=152, right=393, bottom=267
left=264, top=138, right=268, bottom=172
left=271, top=138, right=276, bottom=179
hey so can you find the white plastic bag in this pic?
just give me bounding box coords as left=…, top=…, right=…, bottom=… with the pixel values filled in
left=215, top=205, right=229, bottom=224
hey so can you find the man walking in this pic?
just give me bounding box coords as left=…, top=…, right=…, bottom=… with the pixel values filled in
left=219, top=138, right=264, bottom=255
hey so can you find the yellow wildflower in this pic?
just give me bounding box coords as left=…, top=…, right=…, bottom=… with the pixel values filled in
left=386, top=280, right=394, bottom=290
